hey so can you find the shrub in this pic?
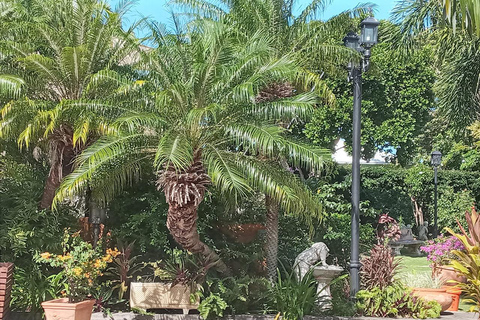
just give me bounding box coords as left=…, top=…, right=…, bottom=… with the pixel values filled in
left=361, top=244, right=400, bottom=290
left=356, top=284, right=441, bottom=318
left=361, top=214, right=401, bottom=290
left=36, top=229, right=118, bottom=302
left=420, top=235, right=465, bottom=266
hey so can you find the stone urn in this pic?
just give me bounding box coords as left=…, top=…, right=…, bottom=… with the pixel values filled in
left=312, top=265, right=344, bottom=310
left=412, top=288, right=453, bottom=312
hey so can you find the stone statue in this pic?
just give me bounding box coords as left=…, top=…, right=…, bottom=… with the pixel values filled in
left=400, top=224, right=414, bottom=241
left=418, top=222, right=429, bottom=241
left=294, top=242, right=343, bottom=311
left=294, top=242, right=329, bottom=280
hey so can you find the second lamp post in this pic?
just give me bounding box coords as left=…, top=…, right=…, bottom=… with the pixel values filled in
left=431, top=150, right=442, bottom=238
left=343, top=16, right=380, bottom=298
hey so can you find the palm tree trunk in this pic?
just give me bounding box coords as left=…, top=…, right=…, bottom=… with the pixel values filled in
left=159, top=154, right=229, bottom=274
left=264, top=195, right=279, bottom=282
left=39, top=141, right=75, bottom=209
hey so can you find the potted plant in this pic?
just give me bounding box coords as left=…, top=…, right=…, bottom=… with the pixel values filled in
left=130, top=249, right=207, bottom=314
left=37, top=229, right=119, bottom=320
left=402, top=273, right=453, bottom=312
left=420, top=235, right=466, bottom=284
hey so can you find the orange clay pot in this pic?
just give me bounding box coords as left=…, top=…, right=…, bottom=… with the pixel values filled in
left=412, top=288, right=453, bottom=312
left=442, top=286, right=462, bottom=311
left=42, top=298, right=95, bottom=320
left=433, top=266, right=467, bottom=285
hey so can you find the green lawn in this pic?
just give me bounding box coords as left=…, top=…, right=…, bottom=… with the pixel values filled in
left=396, top=256, right=431, bottom=276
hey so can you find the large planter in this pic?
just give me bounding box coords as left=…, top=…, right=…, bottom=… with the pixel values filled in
left=442, top=286, right=461, bottom=311
left=0, top=263, right=14, bottom=320
left=218, top=223, right=265, bottom=243
left=130, top=282, right=199, bottom=314
left=412, top=288, right=453, bottom=312
left=41, top=298, right=95, bottom=320
left=432, top=266, right=467, bottom=285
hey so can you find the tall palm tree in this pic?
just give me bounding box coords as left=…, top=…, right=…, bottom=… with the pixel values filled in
left=54, top=19, right=327, bottom=273
left=0, top=0, right=142, bottom=208
left=173, top=0, right=370, bottom=279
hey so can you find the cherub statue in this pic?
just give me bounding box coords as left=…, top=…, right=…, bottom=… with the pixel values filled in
left=294, top=242, right=329, bottom=280
left=418, top=222, right=429, bottom=241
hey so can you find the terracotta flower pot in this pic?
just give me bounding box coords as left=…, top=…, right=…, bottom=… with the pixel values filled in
left=441, top=286, right=462, bottom=311
left=433, top=266, right=467, bottom=285
left=42, top=298, right=95, bottom=320
left=412, top=288, right=453, bottom=312
left=218, top=223, right=265, bottom=243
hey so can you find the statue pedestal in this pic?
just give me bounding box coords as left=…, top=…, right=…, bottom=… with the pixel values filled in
left=312, top=266, right=344, bottom=310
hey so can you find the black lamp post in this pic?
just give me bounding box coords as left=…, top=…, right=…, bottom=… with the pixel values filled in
left=343, top=15, right=380, bottom=299
left=431, top=151, right=442, bottom=238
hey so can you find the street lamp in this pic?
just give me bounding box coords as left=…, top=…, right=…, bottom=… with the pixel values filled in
left=343, top=15, right=380, bottom=299
left=431, top=151, right=442, bottom=238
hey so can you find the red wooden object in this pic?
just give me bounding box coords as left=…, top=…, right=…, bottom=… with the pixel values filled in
left=0, top=263, right=14, bottom=320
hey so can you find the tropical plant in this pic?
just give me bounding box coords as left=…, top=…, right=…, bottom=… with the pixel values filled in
left=0, top=0, right=142, bottom=208
left=446, top=207, right=480, bottom=312
left=172, top=0, right=370, bottom=280
left=269, top=267, right=318, bottom=320
left=54, top=19, right=328, bottom=273
left=10, top=266, right=67, bottom=317
left=198, top=276, right=271, bottom=315
left=36, top=229, right=119, bottom=302
left=109, top=241, right=142, bottom=300
left=361, top=214, right=401, bottom=290
left=356, top=283, right=441, bottom=319
left=361, top=244, right=400, bottom=291
left=442, top=0, right=480, bottom=36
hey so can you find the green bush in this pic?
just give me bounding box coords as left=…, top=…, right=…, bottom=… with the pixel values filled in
left=356, top=284, right=441, bottom=319
left=437, top=187, right=475, bottom=232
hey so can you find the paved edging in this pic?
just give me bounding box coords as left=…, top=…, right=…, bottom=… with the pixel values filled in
left=89, top=311, right=477, bottom=320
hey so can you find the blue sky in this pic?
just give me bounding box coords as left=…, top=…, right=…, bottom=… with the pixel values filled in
left=112, top=0, right=398, bottom=27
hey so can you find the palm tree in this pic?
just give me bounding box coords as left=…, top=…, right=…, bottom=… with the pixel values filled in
left=442, top=0, right=480, bottom=36
left=173, top=0, right=370, bottom=279
left=54, top=19, right=327, bottom=273
left=0, top=0, right=142, bottom=208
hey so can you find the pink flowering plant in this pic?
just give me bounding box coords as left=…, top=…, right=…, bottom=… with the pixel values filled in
left=420, top=235, right=465, bottom=267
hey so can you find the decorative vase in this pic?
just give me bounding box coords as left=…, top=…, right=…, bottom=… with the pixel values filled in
left=433, top=266, right=467, bottom=285
left=218, top=223, right=265, bottom=243
left=41, top=298, right=95, bottom=320
left=129, top=282, right=199, bottom=314
left=0, top=263, right=14, bottom=320
left=412, top=288, right=453, bottom=312
left=441, top=286, right=462, bottom=311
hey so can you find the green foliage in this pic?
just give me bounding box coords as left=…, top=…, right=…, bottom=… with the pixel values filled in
left=437, top=187, right=475, bottom=232
left=356, top=284, right=441, bottom=319
left=270, top=268, right=317, bottom=320
left=0, top=158, right=76, bottom=266
left=304, top=40, right=435, bottom=164
left=198, top=292, right=228, bottom=319
left=199, top=276, right=271, bottom=317
left=10, top=265, right=66, bottom=316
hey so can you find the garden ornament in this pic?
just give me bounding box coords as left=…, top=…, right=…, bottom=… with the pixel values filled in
left=418, top=222, right=429, bottom=241
left=294, top=242, right=329, bottom=280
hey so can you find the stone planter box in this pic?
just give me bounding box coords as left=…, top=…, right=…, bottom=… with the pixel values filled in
left=0, top=263, right=14, bottom=320
left=42, top=298, right=95, bottom=320
left=130, top=283, right=199, bottom=314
